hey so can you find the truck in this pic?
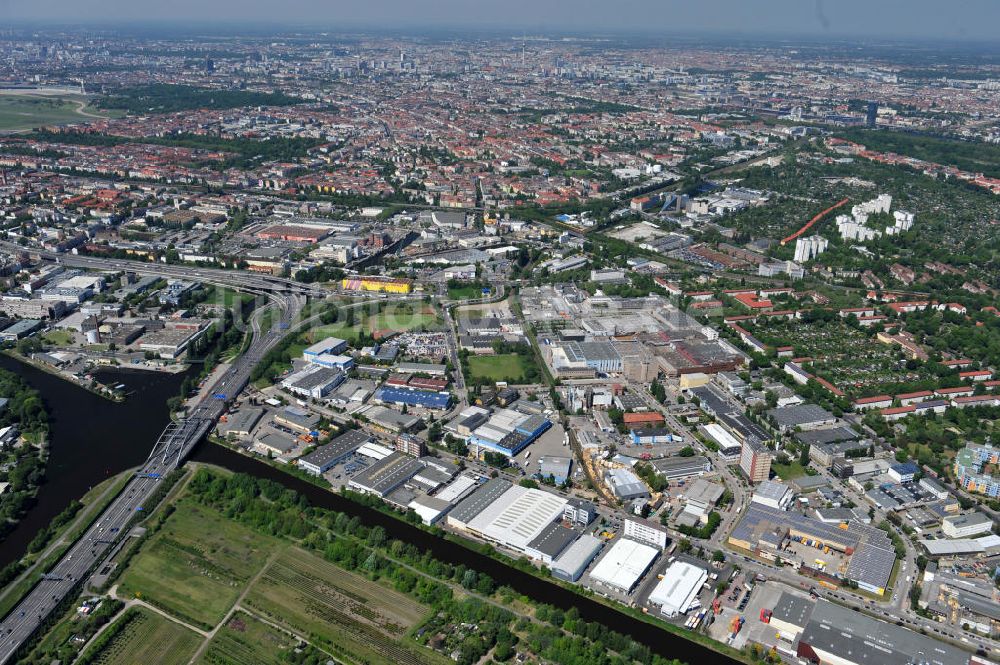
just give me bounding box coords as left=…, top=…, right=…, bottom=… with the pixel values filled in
left=759, top=608, right=772, bottom=623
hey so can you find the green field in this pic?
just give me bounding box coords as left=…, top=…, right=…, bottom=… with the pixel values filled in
left=195, top=611, right=305, bottom=665
left=84, top=607, right=201, bottom=665
left=467, top=353, right=528, bottom=382
left=0, top=93, right=115, bottom=132
left=448, top=284, right=489, bottom=300
left=117, top=500, right=279, bottom=628
left=243, top=547, right=443, bottom=665
left=42, top=329, right=75, bottom=346
left=303, top=306, right=441, bottom=344
left=771, top=461, right=809, bottom=480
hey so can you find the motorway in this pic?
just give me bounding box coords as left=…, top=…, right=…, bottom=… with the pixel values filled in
left=0, top=281, right=305, bottom=663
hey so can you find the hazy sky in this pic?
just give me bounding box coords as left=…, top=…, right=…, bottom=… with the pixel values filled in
left=5, top=0, right=1000, bottom=41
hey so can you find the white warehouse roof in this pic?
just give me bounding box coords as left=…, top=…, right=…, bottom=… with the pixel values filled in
left=588, top=538, right=659, bottom=592
left=466, top=485, right=568, bottom=552
left=648, top=561, right=708, bottom=616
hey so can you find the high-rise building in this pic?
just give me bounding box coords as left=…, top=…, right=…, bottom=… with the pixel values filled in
left=866, top=101, right=878, bottom=128
left=739, top=438, right=772, bottom=484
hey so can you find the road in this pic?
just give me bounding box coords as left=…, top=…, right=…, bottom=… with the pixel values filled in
left=0, top=285, right=305, bottom=663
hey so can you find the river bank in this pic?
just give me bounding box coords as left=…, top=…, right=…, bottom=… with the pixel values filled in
left=0, top=354, right=188, bottom=571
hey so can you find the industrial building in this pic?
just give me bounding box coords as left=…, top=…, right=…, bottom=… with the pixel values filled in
left=281, top=365, right=345, bottom=399
left=941, top=512, right=993, bottom=539
left=375, top=385, right=451, bottom=410
left=604, top=467, right=650, bottom=501
left=340, top=276, right=412, bottom=294
left=466, top=408, right=551, bottom=458
left=537, top=456, right=572, bottom=484
left=729, top=503, right=896, bottom=595
left=649, top=455, right=712, bottom=480
left=303, top=336, right=348, bottom=358
left=447, top=478, right=514, bottom=531
left=550, top=535, right=603, bottom=582
left=463, top=484, right=569, bottom=554
left=347, top=451, right=424, bottom=498
left=648, top=561, right=707, bottom=617
left=297, top=430, right=371, bottom=476
left=795, top=600, right=969, bottom=665
left=525, top=523, right=579, bottom=564
left=751, top=480, right=794, bottom=510
left=588, top=538, right=659, bottom=594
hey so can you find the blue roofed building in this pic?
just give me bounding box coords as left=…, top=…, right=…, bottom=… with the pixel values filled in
left=375, top=385, right=451, bottom=410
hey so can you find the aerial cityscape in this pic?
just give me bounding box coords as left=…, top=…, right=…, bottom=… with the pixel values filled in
left=0, top=4, right=998, bottom=665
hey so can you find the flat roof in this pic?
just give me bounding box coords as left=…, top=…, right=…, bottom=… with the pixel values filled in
left=467, top=485, right=568, bottom=552
left=800, top=600, right=968, bottom=665
left=298, top=429, right=370, bottom=471
left=551, top=534, right=603, bottom=578
left=448, top=477, right=512, bottom=526
left=349, top=452, right=423, bottom=496
left=588, top=538, right=659, bottom=592
left=648, top=561, right=707, bottom=614
left=771, top=591, right=813, bottom=631
left=526, top=522, right=579, bottom=559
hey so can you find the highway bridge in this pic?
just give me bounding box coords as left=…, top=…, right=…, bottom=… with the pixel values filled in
left=0, top=286, right=305, bottom=663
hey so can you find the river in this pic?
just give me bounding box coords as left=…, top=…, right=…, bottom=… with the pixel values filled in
left=0, top=355, right=187, bottom=569
left=1, top=356, right=737, bottom=665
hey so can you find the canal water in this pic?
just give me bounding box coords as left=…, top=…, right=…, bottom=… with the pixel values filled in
left=0, top=355, right=187, bottom=569
left=0, top=356, right=736, bottom=665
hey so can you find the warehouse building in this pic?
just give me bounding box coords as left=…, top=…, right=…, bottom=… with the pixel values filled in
left=796, top=600, right=969, bottom=665
left=464, top=484, right=568, bottom=553
left=216, top=407, right=264, bottom=439
left=281, top=365, right=345, bottom=399
left=588, top=538, right=659, bottom=594
left=649, top=455, right=712, bottom=481
left=751, top=480, right=795, bottom=510
left=604, top=467, right=650, bottom=501
left=347, top=451, right=424, bottom=498
left=525, top=523, right=579, bottom=564
left=375, top=385, right=451, bottom=410
left=303, top=336, right=348, bottom=358
left=297, top=430, right=371, bottom=476
left=550, top=534, right=603, bottom=582
left=729, top=503, right=896, bottom=595
left=537, top=456, right=572, bottom=484
left=942, top=512, right=993, bottom=539
left=648, top=561, right=707, bottom=617
left=467, top=409, right=552, bottom=458
left=768, top=404, right=836, bottom=433
left=447, top=478, right=513, bottom=531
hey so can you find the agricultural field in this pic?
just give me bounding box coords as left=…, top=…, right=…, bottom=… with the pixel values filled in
left=467, top=353, right=529, bottom=383
left=0, top=92, right=117, bottom=132
left=81, top=607, right=201, bottom=665
left=196, top=611, right=320, bottom=665
left=116, top=499, right=280, bottom=629
left=243, top=547, right=444, bottom=665
left=747, top=317, right=940, bottom=397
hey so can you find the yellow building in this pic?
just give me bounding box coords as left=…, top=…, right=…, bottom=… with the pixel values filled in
left=341, top=277, right=412, bottom=294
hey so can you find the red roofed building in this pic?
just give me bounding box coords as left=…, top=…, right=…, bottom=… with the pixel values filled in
left=853, top=395, right=893, bottom=411
left=880, top=405, right=915, bottom=421
left=959, top=370, right=993, bottom=382
left=622, top=412, right=665, bottom=426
